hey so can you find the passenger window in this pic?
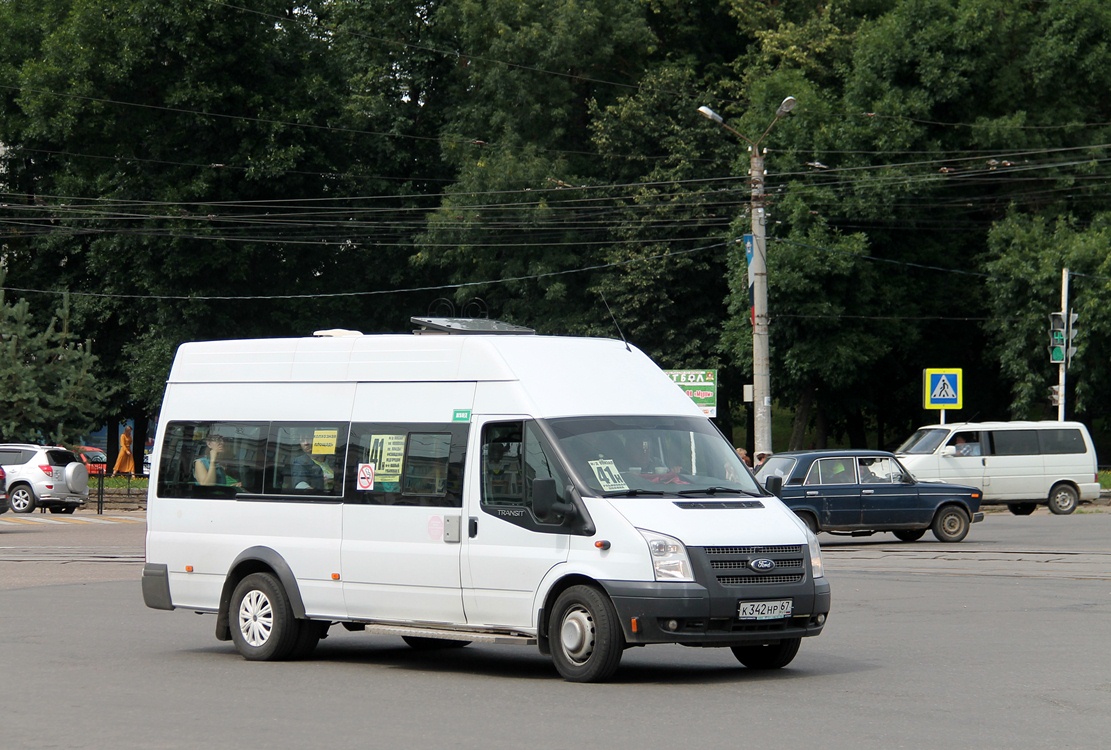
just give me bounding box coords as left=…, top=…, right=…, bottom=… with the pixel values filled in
left=805, top=459, right=855, bottom=485
left=1039, top=428, right=1084, bottom=455
left=268, top=423, right=345, bottom=496
left=158, top=421, right=267, bottom=498
left=990, top=430, right=1039, bottom=456
left=346, top=423, right=466, bottom=507
left=481, top=421, right=574, bottom=529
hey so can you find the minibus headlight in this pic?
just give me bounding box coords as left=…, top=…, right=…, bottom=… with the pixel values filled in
left=807, top=529, right=824, bottom=579
left=637, top=529, right=694, bottom=582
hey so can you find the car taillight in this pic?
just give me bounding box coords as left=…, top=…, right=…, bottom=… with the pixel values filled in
left=39, top=464, right=54, bottom=477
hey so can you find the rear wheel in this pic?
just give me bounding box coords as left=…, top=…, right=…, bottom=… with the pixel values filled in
left=732, top=638, right=801, bottom=669
left=1009, top=503, right=1037, bottom=516
left=1047, top=484, right=1079, bottom=515
left=48, top=506, right=76, bottom=514
left=549, top=585, right=624, bottom=683
left=9, top=485, right=36, bottom=514
left=229, top=572, right=299, bottom=661
left=892, top=529, right=926, bottom=542
left=289, top=619, right=330, bottom=659
left=795, top=511, right=818, bottom=534
left=932, top=506, right=971, bottom=543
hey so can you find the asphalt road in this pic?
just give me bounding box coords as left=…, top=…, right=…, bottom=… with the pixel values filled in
left=1, top=506, right=1109, bottom=750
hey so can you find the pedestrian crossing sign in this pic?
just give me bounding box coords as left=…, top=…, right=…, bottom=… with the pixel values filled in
left=923, top=368, right=962, bottom=410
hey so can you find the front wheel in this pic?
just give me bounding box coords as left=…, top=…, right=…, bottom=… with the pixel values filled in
left=892, top=529, right=926, bottom=542
left=1009, top=503, right=1037, bottom=516
left=229, top=572, right=299, bottom=661
left=549, top=585, right=624, bottom=683
left=9, top=485, right=36, bottom=513
left=1047, top=484, right=1079, bottom=515
left=932, top=506, right=971, bottom=543
left=732, top=638, right=801, bottom=669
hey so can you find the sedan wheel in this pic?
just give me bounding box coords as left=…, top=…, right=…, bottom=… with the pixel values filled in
left=1047, top=484, right=1079, bottom=515
left=931, top=506, right=970, bottom=543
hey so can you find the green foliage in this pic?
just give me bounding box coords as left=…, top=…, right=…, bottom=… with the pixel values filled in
left=0, top=274, right=109, bottom=443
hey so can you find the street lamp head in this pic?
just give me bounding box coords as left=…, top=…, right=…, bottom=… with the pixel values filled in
left=697, top=105, right=723, bottom=124
left=775, top=96, right=798, bottom=118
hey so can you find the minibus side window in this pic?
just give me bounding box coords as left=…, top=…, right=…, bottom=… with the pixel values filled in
left=157, top=421, right=266, bottom=498
left=267, top=423, right=346, bottom=497
left=345, top=423, right=465, bottom=507
left=1039, top=428, right=1085, bottom=455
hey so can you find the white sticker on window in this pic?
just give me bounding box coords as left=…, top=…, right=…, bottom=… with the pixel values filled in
left=588, top=459, right=628, bottom=492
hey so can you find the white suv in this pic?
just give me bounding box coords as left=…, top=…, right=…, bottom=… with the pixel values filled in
left=0, top=444, right=89, bottom=514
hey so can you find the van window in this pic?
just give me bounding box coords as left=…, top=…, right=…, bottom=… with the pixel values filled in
left=481, top=421, right=574, bottom=529
left=990, top=430, right=1039, bottom=456
left=158, top=422, right=268, bottom=498
left=1038, top=428, right=1085, bottom=455
left=268, top=423, right=345, bottom=496
left=346, top=423, right=466, bottom=507
left=896, top=428, right=948, bottom=455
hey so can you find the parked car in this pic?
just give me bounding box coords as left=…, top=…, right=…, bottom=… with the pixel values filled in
left=0, top=443, right=89, bottom=514
left=756, top=449, right=984, bottom=543
left=74, top=446, right=109, bottom=475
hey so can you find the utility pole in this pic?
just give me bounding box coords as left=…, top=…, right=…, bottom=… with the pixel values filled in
left=698, top=97, right=796, bottom=458
left=1058, top=268, right=1068, bottom=421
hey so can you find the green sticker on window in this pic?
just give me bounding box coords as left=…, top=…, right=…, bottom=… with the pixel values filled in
left=452, top=409, right=472, bottom=422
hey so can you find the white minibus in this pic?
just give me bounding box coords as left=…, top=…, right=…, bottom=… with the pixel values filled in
left=142, top=322, right=829, bottom=682
left=895, top=421, right=1100, bottom=515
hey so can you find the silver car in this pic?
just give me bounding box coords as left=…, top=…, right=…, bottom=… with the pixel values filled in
left=0, top=443, right=89, bottom=514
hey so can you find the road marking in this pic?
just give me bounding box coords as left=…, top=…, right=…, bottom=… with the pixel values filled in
left=0, top=515, right=144, bottom=525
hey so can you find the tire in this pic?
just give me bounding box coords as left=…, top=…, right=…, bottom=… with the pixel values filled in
left=1009, top=503, right=1037, bottom=516
left=64, top=462, right=89, bottom=493
left=732, top=638, right=802, bottom=669
left=1047, top=484, right=1079, bottom=515
left=402, top=636, right=471, bottom=650
left=48, top=506, right=76, bottom=514
left=931, top=506, right=971, bottom=543
left=289, top=619, right=330, bottom=660
left=892, top=529, right=926, bottom=542
left=549, top=585, right=624, bottom=683
left=229, top=572, right=299, bottom=661
left=795, top=511, right=819, bottom=534
left=9, top=485, right=36, bottom=514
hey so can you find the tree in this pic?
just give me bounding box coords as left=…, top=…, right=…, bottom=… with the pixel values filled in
left=0, top=274, right=107, bottom=443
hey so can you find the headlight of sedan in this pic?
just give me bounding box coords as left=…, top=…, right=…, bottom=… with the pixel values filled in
left=637, top=528, right=694, bottom=581
left=807, top=528, right=824, bottom=579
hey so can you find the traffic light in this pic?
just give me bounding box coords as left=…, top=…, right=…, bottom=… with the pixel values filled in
left=1049, top=384, right=1061, bottom=406
left=1048, top=312, right=1066, bottom=364
left=1067, top=311, right=1079, bottom=366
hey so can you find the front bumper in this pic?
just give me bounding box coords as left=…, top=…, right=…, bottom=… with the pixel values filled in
left=601, top=577, right=831, bottom=646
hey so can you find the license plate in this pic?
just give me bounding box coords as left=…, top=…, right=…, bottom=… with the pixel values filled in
left=737, top=599, right=793, bottom=620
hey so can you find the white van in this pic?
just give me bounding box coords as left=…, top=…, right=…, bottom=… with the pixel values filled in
left=141, top=322, right=829, bottom=682
left=895, top=421, right=1100, bottom=515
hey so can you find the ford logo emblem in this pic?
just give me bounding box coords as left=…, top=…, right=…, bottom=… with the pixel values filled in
left=751, top=558, right=776, bottom=572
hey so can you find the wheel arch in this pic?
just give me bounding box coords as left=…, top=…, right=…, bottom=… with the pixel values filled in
left=536, top=573, right=604, bottom=656
left=1048, top=479, right=1080, bottom=500
left=214, top=546, right=306, bottom=641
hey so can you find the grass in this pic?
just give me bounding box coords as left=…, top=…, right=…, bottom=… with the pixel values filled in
left=1101, top=470, right=1111, bottom=490
left=89, top=473, right=149, bottom=491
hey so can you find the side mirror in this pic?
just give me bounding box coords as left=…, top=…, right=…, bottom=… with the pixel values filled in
left=763, top=475, right=784, bottom=497
left=532, top=477, right=576, bottom=522
left=941, top=445, right=957, bottom=457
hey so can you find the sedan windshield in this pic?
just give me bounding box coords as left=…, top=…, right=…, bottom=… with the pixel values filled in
left=545, top=415, right=761, bottom=497
left=895, top=429, right=949, bottom=455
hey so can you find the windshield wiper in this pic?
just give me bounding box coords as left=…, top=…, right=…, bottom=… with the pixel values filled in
left=601, top=488, right=667, bottom=497
left=676, top=487, right=761, bottom=497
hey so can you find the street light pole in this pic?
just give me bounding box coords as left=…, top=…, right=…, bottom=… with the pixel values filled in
left=699, top=97, right=796, bottom=459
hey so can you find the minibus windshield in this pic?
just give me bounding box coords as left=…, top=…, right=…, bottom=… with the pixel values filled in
left=546, top=415, right=761, bottom=497
left=895, top=428, right=948, bottom=455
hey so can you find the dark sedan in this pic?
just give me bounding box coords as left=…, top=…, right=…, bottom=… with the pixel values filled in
left=756, top=450, right=984, bottom=542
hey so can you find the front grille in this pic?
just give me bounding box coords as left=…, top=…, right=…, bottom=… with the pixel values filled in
left=717, top=574, right=805, bottom=585
left=695, top=545, right=808, bottom=589
left=703, top=545, right=802, bottom=555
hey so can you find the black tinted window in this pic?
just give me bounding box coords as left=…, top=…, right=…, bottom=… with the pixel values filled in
left=1038, top=429, right=1085, bottom=455
left=46, top=450, right=79, bottom=466
left=990, top=430, right=1040, bottom=456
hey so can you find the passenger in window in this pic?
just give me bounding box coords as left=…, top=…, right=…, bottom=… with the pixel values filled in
left=292, top=433, right=334, bottom=491
left=194, top=432, right=242, bottom=487
left=952, top=434, right=980, bottom=456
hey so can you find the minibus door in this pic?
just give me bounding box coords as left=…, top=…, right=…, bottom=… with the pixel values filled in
left=462, top=419, right=570, bottom=630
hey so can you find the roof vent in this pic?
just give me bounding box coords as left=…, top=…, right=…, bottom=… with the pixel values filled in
left=410, top=317, right=535, bottom=335
left=313, top=329, right=364, bottom=337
